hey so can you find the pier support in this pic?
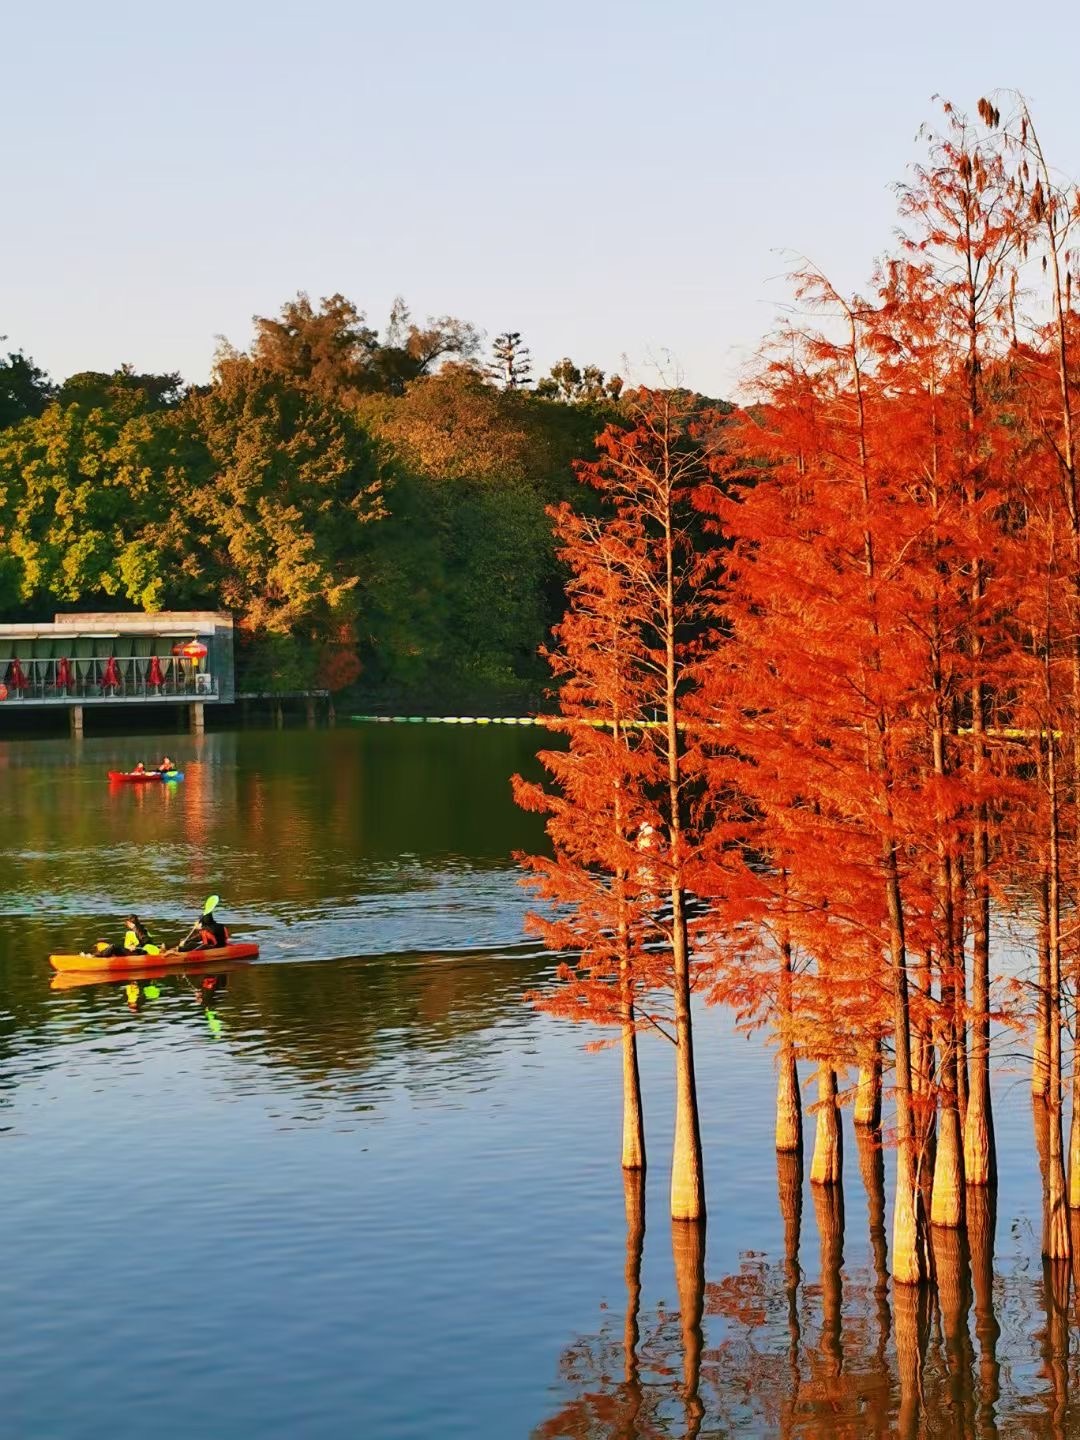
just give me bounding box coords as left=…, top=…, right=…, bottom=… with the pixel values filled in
left=305, top=697, right=316, bottom=728
left=190, top=701, right=205, bottom=734
left=70, top=704, right=84, bottom=738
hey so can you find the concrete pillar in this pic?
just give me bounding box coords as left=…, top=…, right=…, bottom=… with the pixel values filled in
left=70, top=704, right=84, bottom=737
left=327, top=696, right=336, bottom=727
left=275, top=702, right=284, bottom=729
left=305, top=697, right=316, bottom=728
left=190, top=701, right=205, bottom=734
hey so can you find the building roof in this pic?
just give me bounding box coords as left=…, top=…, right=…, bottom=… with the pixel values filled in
left=0, top=611, right=232, bottom=639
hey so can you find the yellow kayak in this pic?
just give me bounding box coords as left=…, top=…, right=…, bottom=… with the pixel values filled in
left=49, top=943, right=259, bottom=973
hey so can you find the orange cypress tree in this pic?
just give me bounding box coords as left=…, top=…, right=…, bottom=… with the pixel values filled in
left=896, top=100, right=1025, bottom=1189
left=514, top=509, right=658, bottom=1174
left=516, top=389, right=727, bottom=1220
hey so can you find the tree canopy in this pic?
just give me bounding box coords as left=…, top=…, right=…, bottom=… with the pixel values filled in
left=0, top=298, right=628, bottom=699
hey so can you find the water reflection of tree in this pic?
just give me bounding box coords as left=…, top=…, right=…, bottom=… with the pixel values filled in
left=534, top=1152, right=1080, bottom=1438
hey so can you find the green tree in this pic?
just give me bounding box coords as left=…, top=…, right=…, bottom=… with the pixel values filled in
left=536, top=356, right=623, bottom=403
left=0, top=347, right=53, bottom=429
left=0, top=403, right=189, bottom=610
left=181, top=353, right=389, bottom=686
left=56, top=366, right=184, bottom=415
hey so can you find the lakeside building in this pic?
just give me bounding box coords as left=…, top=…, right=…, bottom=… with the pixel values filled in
left=0, top=611, right=234, bottom=733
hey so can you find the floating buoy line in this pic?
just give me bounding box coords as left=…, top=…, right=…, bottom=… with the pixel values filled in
left=349, top=714, right=667, bottom=728
left=351, top=714, right=538, bottom=725
left=349, top=715, right=1056, bottom=740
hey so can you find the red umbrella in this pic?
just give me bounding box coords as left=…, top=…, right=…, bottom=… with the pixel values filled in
left=8, top=657, right=27, bottom=690
left=56, top=656, right=73, bottom=690
left=148, top=654, right=164, bottom=687
left=102, top=655, right=121, bottom=688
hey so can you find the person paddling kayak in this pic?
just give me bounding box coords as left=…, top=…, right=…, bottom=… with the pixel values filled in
left=156, top=755, right=175, bottom=773
left=178, top=905, right=228, bottom=951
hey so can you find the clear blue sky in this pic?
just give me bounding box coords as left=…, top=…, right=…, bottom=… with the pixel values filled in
left=3, top=0, right=1078, bottom=399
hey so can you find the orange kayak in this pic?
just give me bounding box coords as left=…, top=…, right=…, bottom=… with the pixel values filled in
left=49, top=943, right=259, bottom=973
left=50, top=955, right=253, bottom=990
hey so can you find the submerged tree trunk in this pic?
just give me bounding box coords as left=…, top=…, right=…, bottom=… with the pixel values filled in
left=810, top=1064, right=842, bottom=1186
left=620, top=984, right=645, bottom=1171
left=662, top=482, right=704, bottom=1223
left=1043, top=743, right=1070, bottom=1255
left=913, top=949, right=937, bottom=1194
left=1066, top=1065, right=1080, bottom=1212
left=968, top=508, right=996, bottom=1185
left=669, top=881, right=703, bottom=1219
left=932, top=720, right=964, bottom=1227
left=932, top=1087, right=965, bottom=1229
left=955, top=848, right=970, bottom=1129
left=963, top=777, right=996, bottom=1187
left=613, top=728, right=645, bottom=1174
left=853, top=1040, right=881, bottom=1129
left=885, top=844, right=929, bottom=1285
left=775, top=934, right=803, bottom=1154
left=1033, top=869, right=1052, bottom=1099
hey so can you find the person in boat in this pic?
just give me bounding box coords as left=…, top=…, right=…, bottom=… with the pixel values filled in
left=133, top=761, right=146, bottom=774
left=179, top=907, right=229, bottom=952
left=94, top=914, right=153, bottom=959
left=156, top=756, right=175, bottom=773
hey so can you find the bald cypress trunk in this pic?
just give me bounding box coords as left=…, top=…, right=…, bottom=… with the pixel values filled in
left=775, top=934, right=803, bottom=1154
left=810, top=1065, right=842, bottom=1186
left=853, top=1040, right=882, bottom=1129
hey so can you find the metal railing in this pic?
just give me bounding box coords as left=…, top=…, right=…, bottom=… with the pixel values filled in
left=0, top=654, right=217, bottom=703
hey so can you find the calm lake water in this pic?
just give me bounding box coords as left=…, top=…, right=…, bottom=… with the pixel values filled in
left=0, top=724, right=1068, bottom=1436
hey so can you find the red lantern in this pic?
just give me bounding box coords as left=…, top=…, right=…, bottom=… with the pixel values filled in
left=56, top=657, right=73, bottom=691
left=171, top=639, right=208, bottom=660
left=102, top=655, right=121, bottom=688
left=148, top=654, right=164, bottom=687
left=0, top=684, right=7, bottom=702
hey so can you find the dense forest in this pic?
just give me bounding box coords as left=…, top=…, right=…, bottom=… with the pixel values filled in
left=0, top=299, right=659, bottom=704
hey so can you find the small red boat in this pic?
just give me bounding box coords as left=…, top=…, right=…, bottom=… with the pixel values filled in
left=108, top=769, right=184, bottom=783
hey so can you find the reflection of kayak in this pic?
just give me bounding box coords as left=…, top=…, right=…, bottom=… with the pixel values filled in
left=108, top=770, right=185, bottom=783
left=49, top=943, right=259, bottom=973
left=50, top=954, right=253, bottom=990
